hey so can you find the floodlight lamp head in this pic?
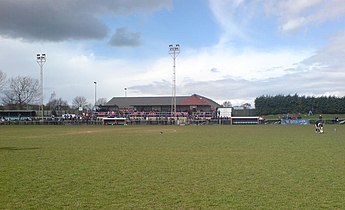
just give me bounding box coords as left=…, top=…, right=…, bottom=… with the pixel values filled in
left=37, top=53, right=46, bottom=61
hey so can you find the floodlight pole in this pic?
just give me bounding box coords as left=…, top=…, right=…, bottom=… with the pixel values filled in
left=94, top=81, right=97, bottom=111
left=169, top=44, right=180, bottom=122
left=36, top=53, right=46, bottom=121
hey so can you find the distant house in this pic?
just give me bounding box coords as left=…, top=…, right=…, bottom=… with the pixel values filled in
left=102, top=94, right=220, bottom=113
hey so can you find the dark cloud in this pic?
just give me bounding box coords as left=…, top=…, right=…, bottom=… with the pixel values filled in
left=129, top=80, right=171, bottom=95
left=210, top=68, right=219, bottom=73
left=0, top=0, right=171, bottom=41
left=109, top=27, right=142, bottom=47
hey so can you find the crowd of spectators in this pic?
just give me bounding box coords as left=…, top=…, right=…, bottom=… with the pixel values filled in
left=97, top=110, right=214, bottom=125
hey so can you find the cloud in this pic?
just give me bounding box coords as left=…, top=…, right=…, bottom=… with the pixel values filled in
left=311, top=0, right=345, bottom=22
left=0, top=36, right=149, bottom=104
left=210, top=68, right=220, bottom=73
left=209, top=0, right=345, bottom=38
left=302, top=30, right=345, bottom=68
left=127, top=45, right=312, bottom=99
left=280, top=17, right=307, bottom=32
left=0, top=0, right=171, bottom=41
left=128, top=28, right=345, bottom=105
left=109, top=27, right=142, bottom=47
left=1, top=1, right=344, bottom=107
left=1, top=28, right=344, bottom=107
left=263, top=0, right=345, bottom=32
left=129, top=80, right=171, bottom=96
left=208, top=0, right=255, bottom=44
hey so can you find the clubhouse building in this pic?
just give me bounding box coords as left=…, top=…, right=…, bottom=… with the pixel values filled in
left=102, top=94, right=220, bottom=114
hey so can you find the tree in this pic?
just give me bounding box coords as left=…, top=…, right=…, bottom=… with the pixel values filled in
left=241, top=102, right=251, bottom=109
left=46, top=97, right=70, bottom=117
left=94, top=98, right=107, bottom=111
left=254, top=94, right=345, bottom=115
left=222, top=101, right=232, bottom=108
left=0, top=70, right=6, bottom=92
left=47, top=97, right=69, bottom=110
left=1, top=76, right=40, bottom=109
left=96, top=98, right=107, bottom=106
left=72, top=96, right=88, bottom=110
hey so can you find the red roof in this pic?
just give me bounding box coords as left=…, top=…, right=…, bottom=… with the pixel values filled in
left=180, top=95, right=211, bottom=106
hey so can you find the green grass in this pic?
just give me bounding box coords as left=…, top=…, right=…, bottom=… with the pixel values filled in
left=1, top=125, right=345, bottom=209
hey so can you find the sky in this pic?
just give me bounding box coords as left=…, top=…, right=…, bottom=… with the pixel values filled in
left=1, top=0, right=345, bottom=107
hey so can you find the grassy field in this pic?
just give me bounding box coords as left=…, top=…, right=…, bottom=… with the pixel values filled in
left=1, top=124, right=345, bottom=209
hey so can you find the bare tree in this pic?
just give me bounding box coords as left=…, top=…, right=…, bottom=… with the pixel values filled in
left=47, top=97, right=70, bottom=117
left=0, top=70, right=6, bottom=92
left=241, top=102, right=252, bottom=109
left=85, top=103, right=93, bottom=111
left=72, top=96, right=88, bottom=110
left=222, top=101, right=232, bottom=107
left=2, top=76, right=40, bottom=109
left=96, top=98, right=107, bottom=106
left=93, top=98, right=107, bottom=111
left=47, top=97, right=69, bottom=110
